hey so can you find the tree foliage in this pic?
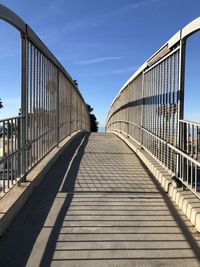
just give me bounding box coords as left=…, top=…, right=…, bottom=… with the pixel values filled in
left=86, top=104, right=98, bottom=132
left=0, top=99, right=3, bottom=109
left=73, top=80, right=78, bottom=87
left=72, top=78, right=98, bottom=132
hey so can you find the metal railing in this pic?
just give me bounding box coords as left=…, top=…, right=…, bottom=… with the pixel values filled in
left=106, top=18, right=200, bottom=199
left=0, top=5, right=90, bottom=196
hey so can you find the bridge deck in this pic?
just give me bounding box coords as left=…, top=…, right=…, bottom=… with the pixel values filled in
left=0, top=133, right=200, bottom=266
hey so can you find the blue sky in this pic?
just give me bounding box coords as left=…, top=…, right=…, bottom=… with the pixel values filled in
left=0, top=0, right=200, bottom=125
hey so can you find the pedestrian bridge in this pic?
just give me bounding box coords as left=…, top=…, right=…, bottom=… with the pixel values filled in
left=1, top=132, right=200, bottom=267
left=0, top=4, right=200, bottom=266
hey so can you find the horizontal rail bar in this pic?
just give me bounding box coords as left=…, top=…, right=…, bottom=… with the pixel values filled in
left=0, top=116, right=24, bottom=123
left=109, top=120, right=200, bottom=168
left=106, top=18, right=200, bottom=119
left=144, top=46, right=180, bottom=74
left=0, top=4, right=88, bottom=110
left=179, top=119, right=200, bottom=127
left=0, top=5, right=91, bottom=197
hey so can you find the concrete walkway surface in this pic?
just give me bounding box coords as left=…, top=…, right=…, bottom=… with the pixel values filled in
left=0, top=133, right=200, bottom=267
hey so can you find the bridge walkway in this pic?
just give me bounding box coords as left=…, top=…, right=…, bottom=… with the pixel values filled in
left=0, top=133, right=200, bottom=266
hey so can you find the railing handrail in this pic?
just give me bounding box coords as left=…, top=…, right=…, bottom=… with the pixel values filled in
left=179, top=119, right=200, bottom=127
left=0, top=4, right=88, bottom=111
left=108, top=120, right=200, bottom=168
left=106, top=17, right=200, bottom=124
left=0, top=115, right=24, bottom=122
left=0, top=4, right=90, bottom=197
left=106, top=18, right=200, bottom=199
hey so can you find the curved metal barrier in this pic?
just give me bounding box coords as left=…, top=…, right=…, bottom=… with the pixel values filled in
left=106, top=18, right=200, bottom=199
left=0, top=4, right=90, bottom=196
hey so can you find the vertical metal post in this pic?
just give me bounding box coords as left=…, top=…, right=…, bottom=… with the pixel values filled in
left=69, top=86, right=72, bottom=135
left=127, top=86, right=130, bottom=137
left=20, top=32, right=28, bottom=183
left=141, top=71, right=145, bottom=147
left=176, top=35, right=186, bottom=179
left=80, top=102, right=82, bottom=130
left=76, top=93, right=78, bottom=131
left=57, top=68, right=60, bottom=146
left=88, top=109, right=90, bottom=132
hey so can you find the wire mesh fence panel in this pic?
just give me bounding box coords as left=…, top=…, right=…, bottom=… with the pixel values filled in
left=59, top=72, right=71, bottom=141
left=106, top=26, right=200, bottom=198
left=178, top=120, right=200, bottom=192
left=143, top=50, right=179, bottom=173
left=0, top=5, right=90, bottom=197
left=0, top=117, right=23, bottom=193
left=71, top=88, right=77, bottom=133
left=26, top=40, right=58, bottom=171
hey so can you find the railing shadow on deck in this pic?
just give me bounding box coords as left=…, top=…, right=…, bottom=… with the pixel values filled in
left=0, top=133, right=200, bottom=266
left=39, top=145, right=200, bottom=266
left=0, top=132, right=89, bottom=267
left=141, top=160, right=200, bottom=262
left=38, top=133, right=89, bottom=267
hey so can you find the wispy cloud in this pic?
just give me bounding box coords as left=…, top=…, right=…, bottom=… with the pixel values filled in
left=100, top=0, right=160, bottom=18
left=79, top=66, right=138, bottom=77
left=77, top=56, right=123, bottom=65
left=61, top=0, right=160, bottom=33
left=39, top=0, right=161, bottom=38
left=0, top=52, right=18, bottom=59
left=110, top=67, right=137, bottom=75
left=0, top=48, right=19, bottom=59
left=49, top=0, right=65, bottom=15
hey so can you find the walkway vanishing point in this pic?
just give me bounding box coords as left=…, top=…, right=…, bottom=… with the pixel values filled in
left=0, top=133, right=200, bottom=267
left=1, top=4, right=200, bottom=267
